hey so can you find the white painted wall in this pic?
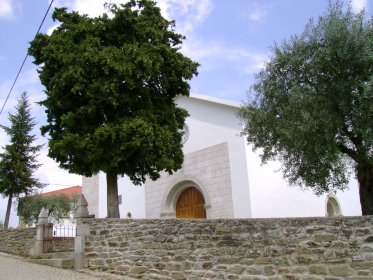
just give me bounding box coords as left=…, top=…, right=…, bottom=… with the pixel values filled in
left=85, top=172, right=145, bottom=219
left=117, top=175, right=145, bottom=219
left=245, top=144, right=362, bottom=217
left=82, top=175, right=100, bottom=218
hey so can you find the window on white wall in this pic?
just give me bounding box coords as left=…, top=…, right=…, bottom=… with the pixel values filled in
left=326, top=194, right=342, bottom=217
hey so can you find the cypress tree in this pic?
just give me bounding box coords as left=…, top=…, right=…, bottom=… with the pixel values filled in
left=0, top=92, right=44, bottom=228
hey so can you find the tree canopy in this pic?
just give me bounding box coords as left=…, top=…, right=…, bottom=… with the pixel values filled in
left=28, top=0, right=199, bottom=217
left=239, top=1, right=373, bottom=215
left=0, top=92, right=44, bottom=228
left=17, top=193, right=78, bottom=226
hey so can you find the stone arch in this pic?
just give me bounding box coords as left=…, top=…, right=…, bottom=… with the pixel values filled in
left=160, top=175, right=211, bottom=218
left=325, top=194, right=343, bottom=217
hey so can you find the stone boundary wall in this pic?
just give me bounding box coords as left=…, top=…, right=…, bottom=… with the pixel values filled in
left=0, top=227, right=36, bottom=256
left=82, top=216, right=373, bottom=279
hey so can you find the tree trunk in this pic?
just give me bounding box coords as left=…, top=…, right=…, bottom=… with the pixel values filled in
left=106, top=172, right=120, bottom=218
left=356, top=161, right=373, bottom=215
left=4, top=194, right=13, bottom=229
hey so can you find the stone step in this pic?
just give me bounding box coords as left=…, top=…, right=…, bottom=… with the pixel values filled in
left=29, top=251, right=74, bottom=269
left=30, top=257, right=74, bottom=269
left=40, top=251, right=74, bottom=259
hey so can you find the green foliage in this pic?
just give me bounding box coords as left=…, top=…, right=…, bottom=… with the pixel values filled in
left=17, top=193, right=78, bottom=226
left=239, top=1, right=373, bottom=213
left=0, top=92, right=44, bottom=227
left=28, top=0, right=199, bottom=185
left=0, top=92, right=44, bottom=196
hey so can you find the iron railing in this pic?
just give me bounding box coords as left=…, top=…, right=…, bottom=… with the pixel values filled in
left=53, top=225, right=76, bottom=237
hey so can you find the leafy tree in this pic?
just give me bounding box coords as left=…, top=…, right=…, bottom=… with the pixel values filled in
left=17, top=193, right=78, bottom=226
left=0, top=92, right=44, bottom=228
left=28, top=0, right=199, bottom=218
left=239, top=1, right=373, bottom=215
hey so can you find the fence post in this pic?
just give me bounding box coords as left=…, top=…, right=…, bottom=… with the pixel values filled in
left=30, top=207, right=50, bottom=256
left=74, top=194, right=94, bottom=269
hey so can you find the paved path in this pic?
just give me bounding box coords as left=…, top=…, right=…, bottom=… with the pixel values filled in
left=0, top=253, right=133, bottom=280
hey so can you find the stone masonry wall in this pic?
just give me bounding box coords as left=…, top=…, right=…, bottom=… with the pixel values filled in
left=82, top=216, right=373, bottom=279
left=52, top=237, right=74, bottom=252
left=0, top=227, right=36, bottom=256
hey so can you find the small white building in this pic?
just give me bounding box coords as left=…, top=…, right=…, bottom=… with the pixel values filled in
left=82, top=94, right=362, bottom=219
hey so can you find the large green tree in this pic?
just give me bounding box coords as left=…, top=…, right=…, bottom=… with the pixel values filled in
left=239, top=1, right=373, bottom=215
left=17, top=193, right=78, bottom=226
left=28, top=0, right=199, bottom=218
left=0, top=92, right=44, bottom=228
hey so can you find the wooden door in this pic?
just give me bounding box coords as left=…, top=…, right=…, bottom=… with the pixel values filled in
left=176, top=187, right=206, bottom=218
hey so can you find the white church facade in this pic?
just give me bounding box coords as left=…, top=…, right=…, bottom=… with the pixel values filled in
left=82, top=94, right=362, bottom=219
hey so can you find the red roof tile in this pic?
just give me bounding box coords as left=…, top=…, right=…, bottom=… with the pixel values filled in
left=41, top=185, right=82, bottom=199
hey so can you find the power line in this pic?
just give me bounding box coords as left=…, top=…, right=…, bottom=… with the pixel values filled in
left=0, top=0, right=55, bottom=116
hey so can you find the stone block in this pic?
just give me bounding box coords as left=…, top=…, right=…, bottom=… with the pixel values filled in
left=278, top=267, right=290, bottom=274
left=355, top=228, right=372, bottom=236
left=246, top=265, right=263, bottom=275
left=115, top=265, right=130, bottom=272
left=296, top=254, right=318, bottom=264
left=358, top=270, right=371, bottom=276
left=303, top=277, right=323, bottom=280
left=364, top=235, right=373, bottom=243
left=263, top=266, right=275, bottom=275
left=328, top=265, right=353, bottom=277
left=283, top=275, right=302, bottom=280
left=129, top=266, right=147, bottom=275
left=310, top=265, right=327, bottom=274
left=360, top=244, right=373, bottom=253
left=324, top=249, right=336, bottom=259
left=170, top=271, right=186, bottom=280
left=201, top=261, right=213, bottom=269
left=314, top=234, right=337, bottom=242
left=363, top=253, right=373, bottom=261
left=345, top=277, right=373, bottom=280
left=229, top=265, right=245, bottom=274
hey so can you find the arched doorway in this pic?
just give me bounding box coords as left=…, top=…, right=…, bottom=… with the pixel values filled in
left=176, top=187, right=206, bottom=218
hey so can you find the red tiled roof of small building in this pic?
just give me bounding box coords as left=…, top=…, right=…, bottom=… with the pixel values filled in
left=41, top=185, right=82, bottom=199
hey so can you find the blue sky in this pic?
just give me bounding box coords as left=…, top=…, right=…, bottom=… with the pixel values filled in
left=0, top=0, right=371, bottom=226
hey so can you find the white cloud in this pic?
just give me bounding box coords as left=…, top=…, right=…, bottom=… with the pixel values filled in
left=35, top=148, right=82, bottom=192
left=351, top=0, right=368, bottom=13
left=181, top=38, right=268, bottom=76
left=247, top=2, right=268, bottom=23
left=52, top=0, right=125, bottom=17
left=48, top=0, right=130, bottom=34
left=0, top=0, right=13, bottom=18
left=0, top=68, right=43, bottom=118
left=0, top=0, right=21, bottom=19
left=53, top=0, right=213, bottom=37
left=157, top=0, right=213, bottom=35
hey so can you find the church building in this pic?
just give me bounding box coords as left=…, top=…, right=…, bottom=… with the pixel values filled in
left=82, top=94, right=361, bottom=219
